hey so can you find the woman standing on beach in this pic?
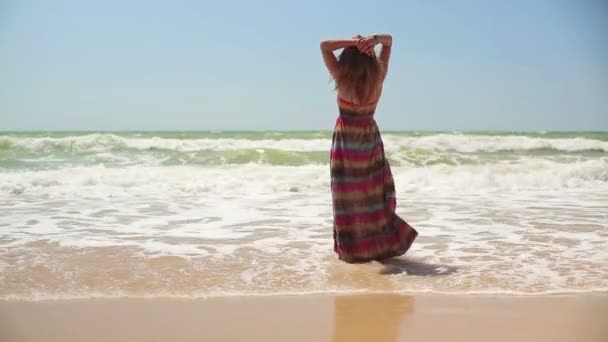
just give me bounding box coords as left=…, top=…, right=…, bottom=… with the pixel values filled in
left=321, top=34, right=417, bottom=263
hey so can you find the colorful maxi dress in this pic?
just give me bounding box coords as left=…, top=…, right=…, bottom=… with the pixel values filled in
left=331, top=98, right=418, bottom=263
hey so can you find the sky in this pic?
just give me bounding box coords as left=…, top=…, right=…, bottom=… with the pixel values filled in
left=0, top=0, right=607, bottom=131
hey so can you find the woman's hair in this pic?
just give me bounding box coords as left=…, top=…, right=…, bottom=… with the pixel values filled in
left=335, top=46, right=383, bottom=104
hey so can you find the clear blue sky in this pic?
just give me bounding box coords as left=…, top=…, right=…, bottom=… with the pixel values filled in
left=1, top=0, right=607, bottom=131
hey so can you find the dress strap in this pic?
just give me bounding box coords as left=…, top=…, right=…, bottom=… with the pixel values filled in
left=338, top=97, right=378, bottom=106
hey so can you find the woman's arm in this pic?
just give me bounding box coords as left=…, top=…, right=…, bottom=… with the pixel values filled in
left=373, top=34, right=392, bottom=79
left=320, top=38, right=357, bottom=79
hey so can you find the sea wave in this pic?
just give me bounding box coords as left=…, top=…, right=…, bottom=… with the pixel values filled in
left=1, top=158, right=607, bottom=196
left=1, top=133, right=607, bottom=154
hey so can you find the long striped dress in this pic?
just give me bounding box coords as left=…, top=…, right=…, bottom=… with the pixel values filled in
left=331, top=97, right=418, bottom=263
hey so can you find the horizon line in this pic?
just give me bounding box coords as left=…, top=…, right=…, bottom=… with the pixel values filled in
left=2, top=129, right=608, bottom=134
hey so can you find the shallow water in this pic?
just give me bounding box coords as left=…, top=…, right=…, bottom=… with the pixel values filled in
left=1, top=131, right=607, bottom=299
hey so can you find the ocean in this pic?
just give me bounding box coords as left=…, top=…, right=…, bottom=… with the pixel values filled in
left=1, top=131, right=607, bottom=299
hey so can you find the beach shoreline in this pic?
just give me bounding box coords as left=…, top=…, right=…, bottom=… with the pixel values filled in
left=1, top=293, right=607, bottom=342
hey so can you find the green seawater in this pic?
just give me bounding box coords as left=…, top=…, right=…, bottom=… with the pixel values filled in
left=1, top=131, right=607, bottom=171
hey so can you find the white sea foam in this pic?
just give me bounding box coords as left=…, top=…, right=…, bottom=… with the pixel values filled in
left=2, top=133, right=608, bottom=153
left=1, top=163, right=607, bottom=298
left=1, top=158, right=606, bottom=199
left=384, top=134, right=608, bottom=153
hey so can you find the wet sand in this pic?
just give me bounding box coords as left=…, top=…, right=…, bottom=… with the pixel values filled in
left=1, top=293, right=607, bottom=342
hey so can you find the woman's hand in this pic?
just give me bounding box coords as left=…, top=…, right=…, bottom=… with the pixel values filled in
left=356, top=35, right=377, bottom=56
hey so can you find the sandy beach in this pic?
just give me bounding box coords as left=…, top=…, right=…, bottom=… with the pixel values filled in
left=1, top=293, right=607, bottom=342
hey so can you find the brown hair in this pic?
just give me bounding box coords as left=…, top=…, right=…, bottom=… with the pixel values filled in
left=335, top=46, right=383, bottom=104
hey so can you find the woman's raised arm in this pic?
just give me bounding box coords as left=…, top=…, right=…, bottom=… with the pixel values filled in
left=320, top=38, right=357, bottom=79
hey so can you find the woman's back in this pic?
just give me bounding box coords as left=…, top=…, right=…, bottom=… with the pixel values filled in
left=321, top=34, right=392, bottom=112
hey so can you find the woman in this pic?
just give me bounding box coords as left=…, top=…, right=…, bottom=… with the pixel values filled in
left=321, top=34, right=417, bottom=263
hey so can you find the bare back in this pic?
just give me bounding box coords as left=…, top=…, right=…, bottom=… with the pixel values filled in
left=337, top=79, right=384, bottom=113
